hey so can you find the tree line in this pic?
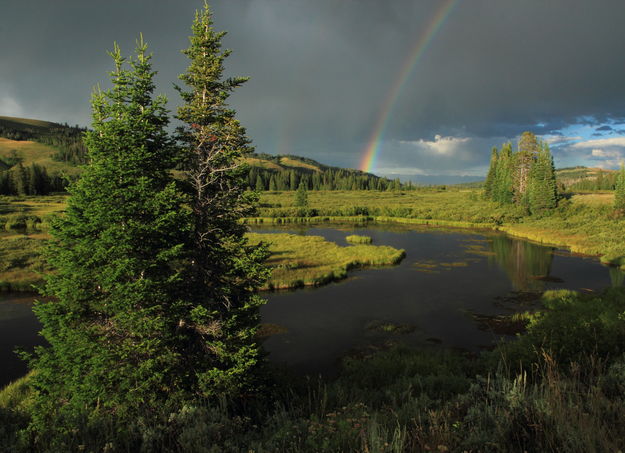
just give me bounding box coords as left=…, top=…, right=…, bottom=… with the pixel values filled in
left=566, top=168, right=619, bottom=191
left=0, top=162, right=66, bottom=195
left=483, top=131, right=558, bottom=214
left=247, top=165, right=406, bottom=191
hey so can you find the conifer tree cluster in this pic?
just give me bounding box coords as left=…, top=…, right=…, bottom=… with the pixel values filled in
left=28, top=3, right=268, bottom=433
left=484, top=132, right=558, bottom=214
left=246, top=164, right=407, bottom=191
left=0, top=162, right=66, bottom=195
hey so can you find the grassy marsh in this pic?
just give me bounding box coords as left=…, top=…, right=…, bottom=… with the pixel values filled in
left=247, top=232, right=405, bottom=290
left=345, top=234, right=372, bottom=244
left=253, top=189, right=625, bottom=269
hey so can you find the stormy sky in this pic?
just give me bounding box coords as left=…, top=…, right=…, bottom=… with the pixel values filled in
left=2, top=0, right=625, bottom=182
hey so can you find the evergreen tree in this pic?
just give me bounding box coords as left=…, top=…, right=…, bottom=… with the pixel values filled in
left=483, top=146, right=498, bottom=200
left=176, top=3, right=269, bottom=398
left=30, top=38, right=192, bottom=426
left=615, top=162, right=625, bottom=212
left=493, top=142, right=514, bottom=204
left=10, top=162, right=28, bottom=195
left=269, top=174, right=278, bottom=191
left=528, top=144, right=557, bottom=213
left=255, top=174, right=265, bottom=191
left=514, top=131, right=540, bottom=205
left=295, top=180, right=308, bottom=207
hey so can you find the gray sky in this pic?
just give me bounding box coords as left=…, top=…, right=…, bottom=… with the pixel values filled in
left=2, top=0, right=625, bottom=181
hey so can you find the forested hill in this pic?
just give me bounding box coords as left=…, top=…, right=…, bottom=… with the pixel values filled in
left=245, top=153, right=403, bottom=191
left=555, top=166, right=619, bottom=190
left=0, top=116, right=88, bottom=165
left=0, top=116, right=405, bottom=193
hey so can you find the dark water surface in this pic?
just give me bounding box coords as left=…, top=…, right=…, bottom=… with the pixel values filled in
left=1, top=224, right=623, bottom=386
left=255, top=224, right=624, bottom=375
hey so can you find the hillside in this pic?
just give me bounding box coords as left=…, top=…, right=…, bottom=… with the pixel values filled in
left=0, top=116, right=60, bottom=131
left=0, top=116, right=402, bottom=192
left=555, top=166, right=618, bottom=190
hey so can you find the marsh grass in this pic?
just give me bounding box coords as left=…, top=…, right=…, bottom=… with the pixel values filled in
left=0, top=234, right=48, bottom=291
left=247, top=233, right=405, bottom=290
left=253, top=190, right=625, bottom=270
left=0, top=195, right=66, bottom=231
left=345, top=234, right=372, bottom=244
left=365, top=320, right=416, bottom=334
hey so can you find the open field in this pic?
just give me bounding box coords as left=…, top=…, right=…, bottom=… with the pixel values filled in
left=570, top=192, right=615, bottom=206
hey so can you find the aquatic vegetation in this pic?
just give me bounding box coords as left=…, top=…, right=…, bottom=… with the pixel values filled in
left=345, top=234, right=372, bottom=244
left=412, top=259, right=469, bottom=273
left=471, top=312, right=532, bottom=335
left=248, top=232, right=405, bottom=290
left=253, top=190, right=625, bottom=269
left=365, top=320, right=416, bottom=334
left=0, top=234, right=47, bottom=291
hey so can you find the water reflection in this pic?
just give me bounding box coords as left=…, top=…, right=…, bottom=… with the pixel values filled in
left=489, top=237, right=555, bottom=291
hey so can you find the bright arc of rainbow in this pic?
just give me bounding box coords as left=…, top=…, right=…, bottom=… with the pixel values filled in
left=359, top=0, right=459, bottom=173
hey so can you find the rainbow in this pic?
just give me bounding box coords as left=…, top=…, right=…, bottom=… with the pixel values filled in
left=359, top=0, right=459, bottom=173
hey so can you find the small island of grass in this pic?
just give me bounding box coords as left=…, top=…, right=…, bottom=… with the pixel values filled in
left=346, top=234, right=373, bottom=244
left=247, top=232, right=405, bottom=290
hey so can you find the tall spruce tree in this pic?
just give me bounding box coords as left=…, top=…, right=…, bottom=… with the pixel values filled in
left=483, top=146, right=498, bottom=199
left=176, top=3, right=269, bottom=398
left=528, top=144, right=557, bottom=213
left=30, top=38, right=192, bottom=424
left=295, top=180, right=308, bottom=208
left=514, top=131, right=540, bottom=206
left=615, top=162, right=625, bottom=212
left=493, top=142, right=514, bottom=204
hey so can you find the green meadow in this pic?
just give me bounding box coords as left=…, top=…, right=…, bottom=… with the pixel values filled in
left=252, top=189, right=625, bottom=269
left=1, top=186, right=625, bottom=292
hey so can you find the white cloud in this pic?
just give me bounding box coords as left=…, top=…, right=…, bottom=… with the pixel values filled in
left=571, top=137, right=625, bottom=148
left=398, top=135, right=471, bottom=156
left=591, top=148, right=606, bottom=157
left=588, top=148, right=624, bottom=169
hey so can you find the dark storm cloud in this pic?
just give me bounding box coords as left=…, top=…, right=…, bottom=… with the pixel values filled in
left=596, top=125, right=614, bottom=131
left=2, top=0, right=625, bottom=175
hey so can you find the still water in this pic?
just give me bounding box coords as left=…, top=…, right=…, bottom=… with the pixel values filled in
left=256, top=224, right=624, bottom=375
left=1, top=224, right=623, bottom=386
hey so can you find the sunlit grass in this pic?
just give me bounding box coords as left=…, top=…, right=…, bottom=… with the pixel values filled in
left=571, top=192, right=614, bottom=206
left=255, top=190, right=625, bottom=269
left=345, top=234, right=372, bottom=244
left=0, top=138, right=81, bottom=176
left=0, top=234, right=48, bottom=291
left=247, top=232, right=405, bottom=289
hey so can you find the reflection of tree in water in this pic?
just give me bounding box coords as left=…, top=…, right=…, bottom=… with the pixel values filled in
left=609, top=267, right=625, bottom=288
left=489, top=236, right=554, bottom=291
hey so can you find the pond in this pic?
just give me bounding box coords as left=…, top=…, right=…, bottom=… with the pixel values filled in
left=1, top=224, right=623, bottom=386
